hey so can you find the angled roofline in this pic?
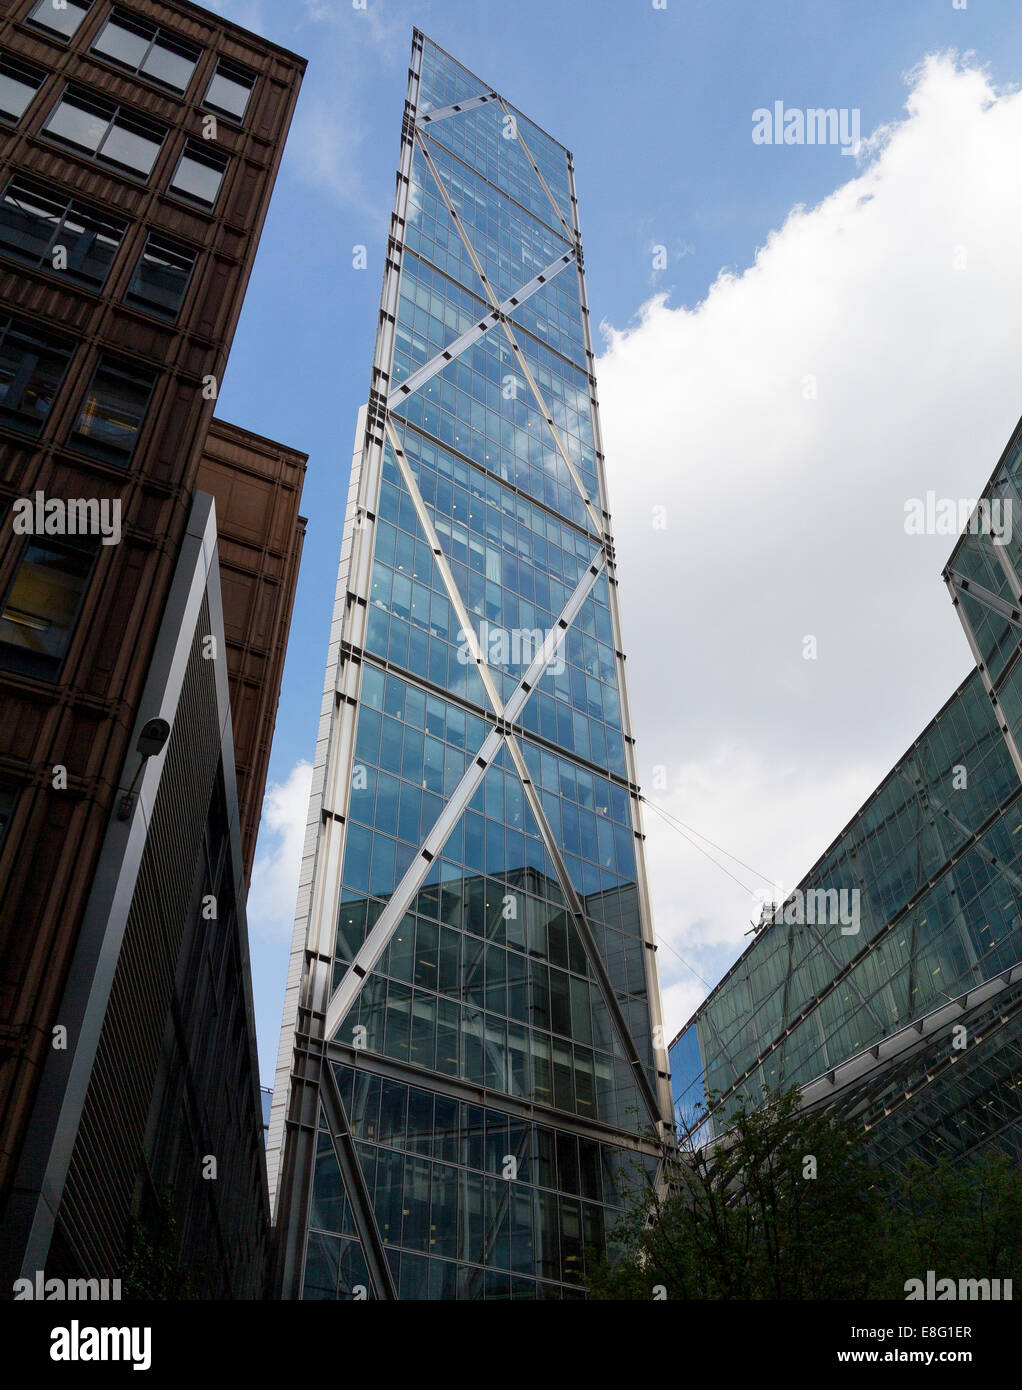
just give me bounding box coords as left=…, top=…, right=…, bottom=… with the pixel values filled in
left=414, top=27, right=571, bottom=157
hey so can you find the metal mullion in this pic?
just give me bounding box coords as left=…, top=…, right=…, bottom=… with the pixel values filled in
left=415, top=132, right=503, bottom=313
left=502, top=552, right=605, bottom=726
left=319, top=1060, right=398, bottom=1300
left=498, top=316, right=605, bottom=538
left=947, top=567, right=1022, bottom=632
left=945, top=571, right=1022, bottom=782
left=322, top=548, right=616, bottom=1046
left=987, top=528, right=1022, bottom=604
left=387, top=249, right=575, bottom=412
left=326, top=1037, right=667, bottom=1156
left=383, top=417, right=504, bottom=718
left=462, top=1121, right=530, bottom=1284
left=501, top=250, right=575, bottom=316
left=800, top=915, right=885, bottom=1032
left=388, top=310, right=499, bottom=411
left=419, top=129, right=571, bottom=249
left=502, top=732, right=666, bottom=1135
left=495, top=96, right=576, bottom=246
left=322, top=725, right=504, bottom=1046
left=392, top=413, right=595, bottom=548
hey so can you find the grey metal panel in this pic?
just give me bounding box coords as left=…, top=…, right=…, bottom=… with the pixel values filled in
left=2, top=493, right=262, bottom=1283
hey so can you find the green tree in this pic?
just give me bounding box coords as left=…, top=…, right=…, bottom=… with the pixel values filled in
left=591, top=1087, right=1022, bottom=1300
left=591, top=1087, right=884, bottom=1300
left=120, top=1195, right=195, bottom=1301
left=876, top=1152, right=1022, bottom=1298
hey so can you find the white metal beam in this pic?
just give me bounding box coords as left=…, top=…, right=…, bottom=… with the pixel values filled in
left=495, top=95, right=577, bottom=246
left=387, top=249, right=575, bottom=411
left=418, top=90, right=500, bottom=127
left=321, top=552, right=611, bottom=1046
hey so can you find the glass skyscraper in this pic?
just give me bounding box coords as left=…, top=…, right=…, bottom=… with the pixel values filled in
left=268, top=32, right=674, bottom=1300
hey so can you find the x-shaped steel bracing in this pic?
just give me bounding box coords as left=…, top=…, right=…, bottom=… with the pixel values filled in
left=319, top=77, right=665, bottom=1183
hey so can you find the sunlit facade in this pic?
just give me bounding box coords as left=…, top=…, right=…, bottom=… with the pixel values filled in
left=670, top=416, right=1022, bottom=1171
left=269, top=32, right=674, bottom=1299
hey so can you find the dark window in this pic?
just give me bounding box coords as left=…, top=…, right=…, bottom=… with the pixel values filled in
left=43, top=86, right=165, bottom=177
left=91, top=8, right=201, bottom=93
left=169, top=141, right=227, bottom=207
left=26, top=0, right=92, bottom=40
left=0, top=55, right=45, bottom=122
left=70, top=355, right=155, bottom=463
left=203, top=59, right=255, bottom=122
left=0, top=316, right=73, bottom=436
left=0, top=176, right=124, bottom=287
left=0, top=783, right=15, bottom=850
left=0, top=535, right=95, bottom=679
left=124, top=232, right=196, bottom=319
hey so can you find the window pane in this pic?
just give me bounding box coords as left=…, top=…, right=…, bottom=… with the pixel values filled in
left=73, top=358, right=154, bottom=459
left=0, top=60, right=43, bottom=121
left=170, top=148, right=226, bottom=206
left=45, top=89, right=165, bottom=177
left=0, top=180, right=123, bottom=287
left=0, top=541, right=93, bottom=663
left=46, top=95, right=108, bottom=153
left=100, top=118, right=162, bottom=175
left=125, top=234, right=195, bottom=318
left=92, top=11, right=199, bottom=92
left=59, top=211, right=122, bottom=284
left=141, top=40, right=197, bottom=92
left=92, top=16, right=150, bottom=70
left=205, top=65, right=254, bottom=120
left=28, top=0, right=91, bottom=39
left=0, top=321, right=72, bottom=433
left=0, top=183, right=59, bottom=263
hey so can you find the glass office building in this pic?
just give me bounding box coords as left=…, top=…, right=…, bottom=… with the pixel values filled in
left=670, top=416, right=1022, bottom=1172
left=269, top=32, right=674, bottom=1299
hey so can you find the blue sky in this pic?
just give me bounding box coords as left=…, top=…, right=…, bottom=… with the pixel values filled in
left=203, top=0, right=1022, bottom=1084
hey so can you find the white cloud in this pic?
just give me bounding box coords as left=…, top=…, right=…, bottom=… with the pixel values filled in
left=289, top=87, right=384, bottom=222
left=248, top=761, right=313, bottom=940
left=596, top=53, right=1022, bottom=1042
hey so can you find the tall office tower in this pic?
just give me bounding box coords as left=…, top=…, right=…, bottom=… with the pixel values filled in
left=270, top=31, right=674, bottom=1301
left=670, top=415, right=1022, bottom=1174
left=0, top=0, right=306, bottom=1297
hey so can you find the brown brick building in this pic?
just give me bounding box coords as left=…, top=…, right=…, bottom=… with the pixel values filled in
left=197, top=419, right=307, bottom=887
left=0, top=0, right=307, bottom=1296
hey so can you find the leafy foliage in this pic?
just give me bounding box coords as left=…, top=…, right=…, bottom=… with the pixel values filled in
left=120, top=1195, right=195, bottom=1301
left=589, top=1087, right=1022, bottom=1300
